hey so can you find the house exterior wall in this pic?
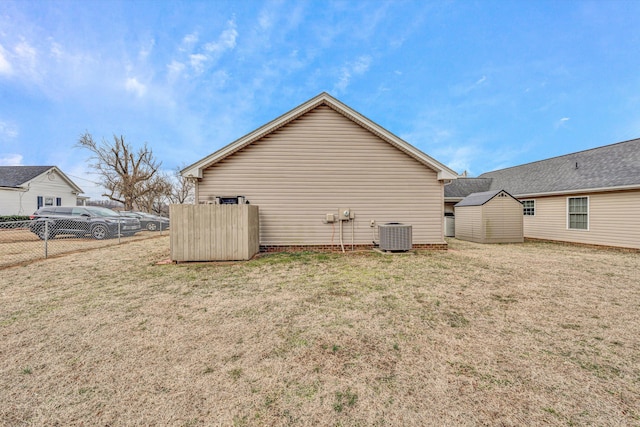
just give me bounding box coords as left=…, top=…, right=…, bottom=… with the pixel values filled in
left=444, top=202, right=456, bottom=215
left=523, top=189, right=640, bottom=249
left=454, top=206, right=483, bottom=242
left=197, top=105, right=445, bottom=247
left=482, top=195, right=524, bottom=243
left=0, top=170, right=79, bottom=216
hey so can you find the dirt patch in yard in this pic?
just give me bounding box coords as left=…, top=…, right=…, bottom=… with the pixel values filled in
left=1, top=237, right=639, bottom=426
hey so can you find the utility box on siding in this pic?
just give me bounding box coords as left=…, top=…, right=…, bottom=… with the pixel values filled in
left=170, top=204, right=260, bottom=261
left=454, top=190, right=523, bottom=244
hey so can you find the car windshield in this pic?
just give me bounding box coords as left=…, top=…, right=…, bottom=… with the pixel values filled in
left=88, top=207, right=120, bottom=217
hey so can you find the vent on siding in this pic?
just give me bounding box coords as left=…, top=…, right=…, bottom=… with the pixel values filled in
left=379, top=223, right=412, bottom=251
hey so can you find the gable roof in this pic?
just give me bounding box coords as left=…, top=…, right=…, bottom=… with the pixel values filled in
left=0, top=166, right=83, bottom=193
left=0, top=166, right=54, bottom=187
left=479, top=138, right=640, bottom=197
left=182, top=92, right=458, bottom=181
left=455, top=190, right=521, bottom=207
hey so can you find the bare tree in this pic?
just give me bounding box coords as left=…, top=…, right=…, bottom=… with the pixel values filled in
left=168, top=165, right=195, bottom=205
left=77, top=133, right=162, bottom=210
left=135, top=172, right=173, bottom=214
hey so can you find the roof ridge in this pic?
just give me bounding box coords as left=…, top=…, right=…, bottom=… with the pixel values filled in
left=480, top=137, right=640, bottom=176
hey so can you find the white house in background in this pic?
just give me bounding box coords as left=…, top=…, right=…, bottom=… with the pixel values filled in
left=0, top=166, right=85, bottom=216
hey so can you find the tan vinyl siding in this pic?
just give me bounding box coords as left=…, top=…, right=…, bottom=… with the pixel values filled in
left=198, top=105, right=444, bottom=246
left=523, top=189, right=640, bottom=249
left=482, top=195, right=524, bottom=243
left=454, top=206, right=483, bottom=242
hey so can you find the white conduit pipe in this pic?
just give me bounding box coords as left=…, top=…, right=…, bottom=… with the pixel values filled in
left=339, top=219, right=345, bottom=253
left=351, top=219, right=354, bottom=251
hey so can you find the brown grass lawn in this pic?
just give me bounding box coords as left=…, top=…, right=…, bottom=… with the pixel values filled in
left=1, top=237, right=639, bottom=426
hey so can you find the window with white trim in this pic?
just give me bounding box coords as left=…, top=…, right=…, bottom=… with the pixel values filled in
left=568, top=197, right=588, bottom=230
left=522, top=200, right=535, bottom=216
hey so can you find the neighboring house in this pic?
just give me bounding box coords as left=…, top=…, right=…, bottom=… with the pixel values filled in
left=0, top=166, right=84, bottom=216
left=444, top=177, right=493, bottom=215
left=182, top=92, right=458, bottom=250
left=454, top=190, right=523, bottom=244
left=445, top=138, right=640, bottom=249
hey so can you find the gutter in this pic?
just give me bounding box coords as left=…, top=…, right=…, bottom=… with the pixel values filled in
left=0, top=186, right=28, bottom=192
left=513, top=183, right=640, bottom=198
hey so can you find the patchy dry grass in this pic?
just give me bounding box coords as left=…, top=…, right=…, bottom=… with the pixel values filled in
left=1, top=237, right=639, bottom=426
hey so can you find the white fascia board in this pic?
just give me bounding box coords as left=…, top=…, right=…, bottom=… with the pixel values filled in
left=0, top=186, right=28, bottom=192
left=513, top=183, right=640, bottom=198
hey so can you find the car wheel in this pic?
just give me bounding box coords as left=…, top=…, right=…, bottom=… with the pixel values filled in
left=146, top=222, right=157, bottom=231
left=91, top=224, right=109, bottom=240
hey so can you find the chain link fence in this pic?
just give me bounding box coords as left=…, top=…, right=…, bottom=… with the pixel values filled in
left=0, top=218, right=168, bottom=269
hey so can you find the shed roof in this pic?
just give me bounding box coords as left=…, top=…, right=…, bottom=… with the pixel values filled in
left=455, top=190, right=520, bottom=207
left=0, top=166, right=84, bottom=193
left=182, top=92, right=458, bottom=181
left=480, top=137, right=640, bottom=196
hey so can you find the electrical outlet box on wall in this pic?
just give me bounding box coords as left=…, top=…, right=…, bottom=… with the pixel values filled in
left=339, top=208, right=354, bottom=220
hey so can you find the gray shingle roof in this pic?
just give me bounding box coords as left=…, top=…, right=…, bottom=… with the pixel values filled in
left=0, top=166, right=54, bottom=188
left=479, top=138, right=640, bottom=196
left=455, top=190, right=520, bottom=207
left=444, top=177, right=493, bottom=198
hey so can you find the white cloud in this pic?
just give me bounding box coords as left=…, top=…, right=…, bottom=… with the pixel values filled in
left=0, top=44, right=12, bottom=75
left=172, top=20, right=240, bottom=76
left=205, top=20, right=238, bottom=53
left=139, top=38, right=155, bottom=59
left=555, top=117, right=570, bottom=129
left=49, top=41, right=63, bottom=60
left=14, top=40, right=38, bottom=78
left=182, top=32, right=199, bottom=49
left=0, top=153, right=23, bottom=166
left=125, top=77, right=146, bottom=97
left=167, top=60, right=186, bottom=79
left=258, top=10, right=273, bottom=31
left=444, top=145, right=479, bottom=175
left=189, top=53, right=208, bottom=74
left=352, top=55, right=371, bottom=74
left=334, top=55, right=372, bottom=93
left=0, top=120, right=18, bottom=139
left=452, top=75, right=488, bottom=96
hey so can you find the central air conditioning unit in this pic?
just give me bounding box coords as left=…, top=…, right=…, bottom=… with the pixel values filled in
left=379, top=223, right=412, bottom=251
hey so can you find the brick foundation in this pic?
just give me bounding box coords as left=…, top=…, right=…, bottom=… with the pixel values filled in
left=259, top=243, right=448, bottom=253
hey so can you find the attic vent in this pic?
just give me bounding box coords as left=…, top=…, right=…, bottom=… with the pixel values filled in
left=379, top=223, right=412, bottom=252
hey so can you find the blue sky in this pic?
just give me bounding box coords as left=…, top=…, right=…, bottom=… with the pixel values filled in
left=1, top=0, right=639, bottom=199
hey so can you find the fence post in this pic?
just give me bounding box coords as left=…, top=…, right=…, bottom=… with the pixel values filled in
left=118, top=221, right=121, bottom=244
left=44, top=220, right=48, bottom=259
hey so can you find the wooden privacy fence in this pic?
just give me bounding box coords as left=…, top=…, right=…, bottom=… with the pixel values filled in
left=170, top=204, right=260, bottom=261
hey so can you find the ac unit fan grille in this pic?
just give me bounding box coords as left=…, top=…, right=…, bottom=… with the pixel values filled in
left=379, top=223, right=412, bottom=251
